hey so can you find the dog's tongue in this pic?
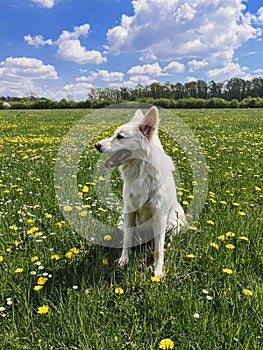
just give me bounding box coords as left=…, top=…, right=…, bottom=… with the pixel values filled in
left=105, top=150, right=131, bottom=168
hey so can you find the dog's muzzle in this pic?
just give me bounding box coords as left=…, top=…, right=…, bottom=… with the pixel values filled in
left=94, top=142, right=103, bottom=152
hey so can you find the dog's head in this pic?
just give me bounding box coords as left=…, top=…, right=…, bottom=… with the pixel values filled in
left=95, top=106, right=160, bottom=168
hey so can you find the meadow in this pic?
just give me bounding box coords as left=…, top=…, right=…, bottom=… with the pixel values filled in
left=0, top=107, right=262, bottom=349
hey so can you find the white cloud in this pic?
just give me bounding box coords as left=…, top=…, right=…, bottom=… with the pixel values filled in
left=77, top=70, right=124, bottom=82
left=163, top=61, right=185, bottom=73
left=0, top=57, right=58, bottom=80
left=207, top=62, right=249, bottom=79
left=25, top=24, right=106, bottom=65
left=106, top=0, right=262, bottom=80
left=0, top=57, right=58, bottom=97
left=61, top=82, right=93, bottom=101
left=188, top=59, right=208, bottom=73
left=127, top=62, right=164, bottom=76
left=32, top=0, right=55, bottom=8
left=24, top=34, right=54, bottom=47
left=257, top=7, right=263, bottom=24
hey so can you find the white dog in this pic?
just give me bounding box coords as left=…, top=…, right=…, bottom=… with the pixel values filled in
left=95, top=106, right=186, bottom=277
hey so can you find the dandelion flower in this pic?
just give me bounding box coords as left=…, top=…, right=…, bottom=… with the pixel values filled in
left=243, top=289, right=253, bottom=296
left=186, top=254, right=196, bottom=259
left=37, top=305, right=49, bottom=314
left=82, top=185, right=89, bottom=193
left=0, top=256, right=3, bottom=263
left=103, top=235, right=112, bottom=241
left=218, top=235, right=225, bottom=241
left=151, top=276, right=161, bottom=282
left=207, top=220, right=215, bottom=225
left=239, top=236, right=249, bottom=241
left=223, top=268, right=233, bottom=275
left=189, top=226, right=198, bottom=231
left=15, top=268, right=23, bottom=273
left=239, top=212, right=246, bottom=216
left=37, top=277, right=48, bottom=285
left=65, top=251, right=74, bottom=259
left=210, top=242, right=219, bottom=249
left=102, top=258, right=109, bottom=265
left=226, top=244, right=235, bottom=249
left=115, top=287, right=124, bottom=295
left=51, top=254, right=60, bottom=260
left=159, top=338, right=174, bottom=349
left=63, top=205, right=72, bottom=212
left=70, top=247, right=80, bottom=254
left=226, top=231, right=235, bottom=237
left=31, top=256, right=39, bottom=262
left=34, top=285, right=43, bottom=291
left=45, top=213, right=52, bottom=218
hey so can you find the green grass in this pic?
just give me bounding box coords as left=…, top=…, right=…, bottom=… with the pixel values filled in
left=0, top=108, right=262, bottom=349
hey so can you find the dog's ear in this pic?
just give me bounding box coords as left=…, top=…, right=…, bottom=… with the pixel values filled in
left=131, top=109, right=144, bottom=122
left=139, top=106, right=159, bottom=140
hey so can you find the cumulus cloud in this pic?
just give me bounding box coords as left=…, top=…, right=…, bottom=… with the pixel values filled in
left=24, top=34, right=54, bottom=47
left=32, top=0, right=55, bottom=8
left=257, top=7, right=263, bottom=24
left=0, top=57, right=58, bottom=97
left=127, top=62, right=165, bottom=76
left=25, top=24, right=106, bottom=64
left=163, top=61, right=185, bottom=73
left=77, top=70, right=124, bottom=82
left=106, top=0, right=262, bottom=80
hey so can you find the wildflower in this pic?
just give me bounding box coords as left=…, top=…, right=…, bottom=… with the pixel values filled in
left=34, top=285, right=43, bottom=291
left=255, top=186, right=261, bottom=191
left=6, top=298, right=12, bottom=306
left=186, top=254, right=196, bottom=259
left=182, top=200, right=189, bottom=206
left=98, top=176, right=105, bottom=181
left=193, top=312, right=200, bottom=319
left=206, top=295, right=213, bottom=301
left=202, top=289, right=209, bottom=295
left=220, top=201, right=227, bottom=205
left=243, top=289, right=253, bottom=296
left=239, top=212, right=246, bottom=216
left=226, top=231, right=235, bottom=237
left=218, top=235, right=225, bottom=241
left=207, top=220, right=215, bottom=225
left=210, top=242, right=219, bottom=249
left=63, top=205, right=72, bottom=212
left=189, top=226, right=198, bottom=231
left=72, top=285, right=78, bottom=290
left=15, top=268, right=23, bottom=273
left=82, top=185, right=89, bottom=192
left=103, top=235, right=112, bottom=241
left=159, top=338, right=174, bottom=349
left=223, top=268, right=233, bottom=275
left=98, top=207, right=105, bottom=211
left=102, top=258, right=109, bottom=265
left=65, top=251, right=74, bottom=259
left=151, top=276, right=161, bottom=282
left=37, top=277, right=48, bottom=285
left=45, top=213, right=52, bottom=218
left=79, top=210, right=87, bottom=216
left=70, top=247, right=80, bottom=254
left=9, top=225, right=18, bottom=231
left=27, top=218, right=35, bottom=224
left=115, top=287, right=124, bottom=295
left=226, top=244, right=235, bottom=249
left=37, top=305, right=49, bottom=314
left=0, top=256, right=3, bottom=263
left=31, top=256, right=39, bottom=262
left=51, top=254, right=60, bottom=260
left=0, top=307, right=6, bottom=312
left=232, top=202, right=240, bottom=206
left=239, top=236, right=249, bottom=241
left=14, top=240, right=20, bottom=247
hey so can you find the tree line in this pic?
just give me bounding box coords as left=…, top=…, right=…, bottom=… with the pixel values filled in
left=1, top=77, right=263, bottom=109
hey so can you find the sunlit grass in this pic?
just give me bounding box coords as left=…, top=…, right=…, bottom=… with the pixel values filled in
left=0, top=108, right=262, bottom=349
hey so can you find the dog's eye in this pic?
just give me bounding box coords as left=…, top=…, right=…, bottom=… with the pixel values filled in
left=116, top=134, right=125, bottom=140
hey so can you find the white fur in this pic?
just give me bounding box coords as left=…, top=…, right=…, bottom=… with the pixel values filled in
left=95, top=106, right=186, bottom=277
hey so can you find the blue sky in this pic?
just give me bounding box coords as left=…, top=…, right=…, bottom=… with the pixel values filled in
left=1, top=0, right=263, bottom=100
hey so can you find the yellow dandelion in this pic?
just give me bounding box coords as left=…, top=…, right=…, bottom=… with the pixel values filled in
left=218, top=235, right=226, bottom=241
left=243, top=289, right=253, bottom=296
left=82, top=185, right=89, bottom=193
left=239, top=236, right=249, bottom=241
left=0, top=256, right=3, bottom=263
left=207, top=220, right=215, bottom=225
left=226, top=244, right=235, bottom=249
left=98, top=176, right=105, bottom=181
left=151, top=276, right=161, bottom=282
left=70, top=247, right=80, bottom=254
left=34, top=285, right=43, bottom=291
left=220, top=201, right=227, bottom=205
left=182, top=200, right=189, bottom=206
left=232, top=202, right=240, bottom=206
left=102, top=258, right=109, bottom=265
left=9, top=225, right=19, bottom=231
left=186, top=254, right=196, bottom=259
left=63, top=205, right=72, bottom=212
left=65, top=251, right=74, bottom=259
left=210, top=242, right=219, bottom=249
left=223, top=268, right=233, bottom=275
left=226, top=231, right=235, bottom=237
left=239, top=211, right=246, bottom=216
left=14, top=240, right=20, bottom=247
left=37, top=277, right=48, bottom=285
left=115, top=287, right=124, bottom=295
left=79, top=210, right=87, bottom=216
left=98, top=207, right=105, bottom=212
left=51, top=254, right=60, bottom=260
left=31, top=256, right=39, bottom=262
left=15, top=268, right=23, bottom=273
left=189, top=226, right=198, bottom=231
left=27, top=218, right=35, bottom=224
left=255, top=186, right=261, bottom=191
left=159, top=338, right=174, bottom=349
left=37, top=305, right=49, bottom=315
left=45, top=213, right=52, bottom=218
left=103, top=235, right=112, bottom=241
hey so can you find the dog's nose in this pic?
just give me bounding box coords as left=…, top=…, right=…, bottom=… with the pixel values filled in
left=95, top=142, right=103, bottom=152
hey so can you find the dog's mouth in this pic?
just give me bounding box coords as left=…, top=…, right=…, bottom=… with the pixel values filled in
left=105, top=149, right=131, bottom=168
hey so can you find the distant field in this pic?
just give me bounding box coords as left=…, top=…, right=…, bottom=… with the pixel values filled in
left=0, top=108, right=262, bottom=349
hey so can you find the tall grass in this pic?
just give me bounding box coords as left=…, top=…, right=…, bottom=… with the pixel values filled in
left=0, top=108, right=262, bottom=349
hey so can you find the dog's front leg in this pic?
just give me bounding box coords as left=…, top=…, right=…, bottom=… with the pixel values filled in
left=118, top=211, right=136, bottom=267
left=153, top=215, right=168, bottom=278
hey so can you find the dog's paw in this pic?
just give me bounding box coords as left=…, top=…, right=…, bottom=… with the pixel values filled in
left=118, top=256, right=129, bottom=267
